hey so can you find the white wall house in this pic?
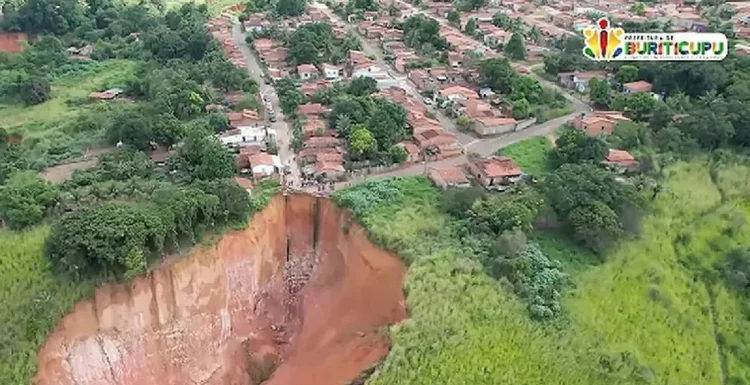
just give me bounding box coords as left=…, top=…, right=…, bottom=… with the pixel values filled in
left=323, top=64, right=341, bottom=80
left=220, top=126, right=268, bottom=147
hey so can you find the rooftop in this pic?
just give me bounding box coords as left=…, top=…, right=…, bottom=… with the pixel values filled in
left=472, top=156, right=523, bottom=178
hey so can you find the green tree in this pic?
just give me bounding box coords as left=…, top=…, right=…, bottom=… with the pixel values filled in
left=0, top=171, right=58, bottom=230
left=389, top=144, right=408, bottom=163
left=289, top=40, right=318, bottom=65
left=456, top=115, right=473, bottom=130
left=465, top=18, right=477, bottom=35
left=275, top=0, right=306, bottom=16
left=207, top=111, right=230, bottom=133
left=348, top=76, right=378, bottom=97
left=20, top=77, right=51, bottom=106
left=275, top=77, right=303, bottom=115
left=447, top=9, right=460, bottom=25
left=367, top=99, right=408, bottom=150
left=504, top=33, right=526, bottom=60
left=512, top=98, right=531, bottom=119
left=172, top=131, right=235, bottom=181
left=554, top=125, right=608, bottom=165
left=588, top=78, right=612, bottom=108
left=541, top=163, right=641, bottom=253
left=479, top=58, right=517, bottom=94
left=648, top=101, right=674, bottom=132
left=349, top=125, right=377, bottom=159
left=9, top=0, right=85, bottom=34
left=527, top=25, right=542, bottom=43
left=633, top=2, right=646, bottom=16
left=611, top=121, right=646, bottom=150
left=512, top=76, right=543, bottom=103
left=469, top=190, right=543, bottom=235
left=106, top=108, right=154, bottom=151
left=616, top=65, right=639, bottom=84
left=612, top=92, right=656, bottom=121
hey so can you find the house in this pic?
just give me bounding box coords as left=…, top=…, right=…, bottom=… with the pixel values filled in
left=248, top=152, right=279, bottom=178
left=429, top=167, right=470, bottom=189
left=304, top=136, right=340, bottom=149
left=605, top=149, right=640, bottom=172
left=351, top=62, right=382, bottom=79
left=473, top=117, right=518, bottom=136
left=467, top=156, right=524, bottom=189
left=479, top=87, right=495, bottom=99
left=413, top=128, right=462, bottom=159
left=233, top=176, right=254, bottom=194
left=303, top=118, right=327, bottom=139
left=0, top=32, right=27, bottom=53
left=448, top=52, right=462, bottom=68
left=89, top=88, right=124, bottom=100
left=571, top=111, right=630, bottom=136
left=397, top=142, right=421, bottom=163
left=313, top=153, right=346, bottom=179
left=439, top=86, right=478, bottom=101
left=301, top=81, right=330, bottom=97
left=298, top=103, right=329, bottom=116
left=557, top=71, right=607, bottom=93
left=323, top=63, right=342, bottom=80
left=622, top=80, right=653, bottom=94
left=227, top=109, right=261, bottom=128
left=483, top=27, right=511, bottom=48
left=220, top=126, right=270, bottom=147
left=297, top=64, right=319, bottom=80
left=298, top=147, right=344, bottom=165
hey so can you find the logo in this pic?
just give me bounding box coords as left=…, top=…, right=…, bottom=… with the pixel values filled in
left=583, top=17, right=728, bottom=61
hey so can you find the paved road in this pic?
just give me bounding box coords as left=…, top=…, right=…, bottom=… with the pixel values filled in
left=231, top=21, right=301, bottom=184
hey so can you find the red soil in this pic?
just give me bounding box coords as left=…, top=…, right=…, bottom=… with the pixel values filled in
left=0, top=32, right=27, bottom=53
left=34, top=194, right=407, bottom=385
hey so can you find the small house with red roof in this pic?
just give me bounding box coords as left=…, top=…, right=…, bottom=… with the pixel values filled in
left=622, top=80, right=653, bottom=95
left=297, top=64, right=319, bottom=81
left=467, top=156, right=524, bottom=189
left=429, top=167, right=470, bottom=189
left=605, top=149, right=640, bottom=172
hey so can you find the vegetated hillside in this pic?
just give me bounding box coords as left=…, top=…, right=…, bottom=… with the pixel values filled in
left=333, top=161, right=750, bottom=385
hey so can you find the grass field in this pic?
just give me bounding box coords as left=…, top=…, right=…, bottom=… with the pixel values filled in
left=0, top=60, right=137, bottom=132
left=0, top=227, right=96, bottom=385
left=165, top=0, right=245, bottom=14
left=336, top=158, right=750, bottom=385
left=497, top=136, right=554, bottom=176
left=0, top=60, right=136, bottom=169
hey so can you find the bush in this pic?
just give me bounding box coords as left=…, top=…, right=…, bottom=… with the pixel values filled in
left=0, top=171, right=58, bottom=230
left=490, top=243, right=566, bottom=320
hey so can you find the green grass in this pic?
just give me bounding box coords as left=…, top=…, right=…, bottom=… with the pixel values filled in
left=165, top=0, right=245, bottom=14
left=335, top=158, right=750, bottom=385
left=497, top=136, right=553, bottom=176
left=0, top=60, right=137, bottom=132
left=0, top=227, right=96, bottom=385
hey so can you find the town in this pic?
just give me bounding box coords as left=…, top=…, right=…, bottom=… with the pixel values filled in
left=168, top=0, right=748, bottom=193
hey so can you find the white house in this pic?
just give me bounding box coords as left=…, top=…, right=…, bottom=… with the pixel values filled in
left=249, top=153, right=276, bottom=177
left=220, top=126, right=269, bottom=147
left=351, top=62, right=382, bottom=79
left=323, top=64, right=342, bottom=80
left=297, top=64, right=318, bottom=81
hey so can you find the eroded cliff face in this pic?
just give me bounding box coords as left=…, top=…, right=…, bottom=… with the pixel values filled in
left=35, top=194, right=407, bottom=385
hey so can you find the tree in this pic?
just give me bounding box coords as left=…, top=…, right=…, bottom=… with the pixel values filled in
left=171, top=131, right=235, bottom=181
left=9, top=0, right=85, bottom=34
left=464, top=17, right=477, bottom=35
left=330, top=97, right=369, bottom=133
left=20, top=77, right=51, bottom=106
left=512, top=98, right=531, bottom=119
left=611, top=121, right=646, bottom=150
left=469, top=190, right=543, bottom=235
left=633, top=2, right=646, bottom=16
left=504, top=33, right=526, bottom=60
left=0, top=171, right=58, bottom=230
left=479, top=58, right=517, bottom=94
left=367, top=99, right=408, bottom=150
left=106, top=108, right=154, bottom=151
left=648, top=101, right=674, bottom=132
left=527, top=25, right=542, bottom=43
left=275, top=78, right=303, bottom=115
left=512, top=76, right=543, bottom=103
left=349, top=125, right=377, bottom=159
left=275, top=0, right=305, bottom=16
left=389, top=144, right=408, bottom=163
left=677, top=111, right=734, bottom=150
left=348, top=76, right=378, bottom=97
left=288, top=40, right=318, bottom=65
left=616, top=65, right=639, bottom=84
left=441, top=187, right=486, bottom=218
left=456, top=115, right=473, bottom=130
left=612, top=92, right=656, bottom=121
left=541, top=163, right=641, bottom=253
left=207, top=111, right=230, bottom=133
left=447, top=9, right=460, bottom=25
left=588, top=78, right=612, bottom=108
left=554, top=125, right=607, bottom=165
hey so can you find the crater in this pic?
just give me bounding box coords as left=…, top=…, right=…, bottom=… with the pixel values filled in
left=35, top=194, right=407, bottom=385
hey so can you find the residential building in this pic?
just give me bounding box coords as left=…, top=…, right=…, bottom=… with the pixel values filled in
left=571, top=111, right=630, bottom=136
left=232, top=176, right=254, bottom=194
left=248, top=152, right=280, bottom=178
left=467, top=156, right=524, bottom=189
left=605, top=149, right=640, bottom=172
left=557, top=71, right=607, bottom=93
left=304, top=136, right=340, bottom=149
left=298, top=103, right=330, bottom=117
left=297, top=64, right=319, bottom=80
left=413, top=128, right=462, bottom=159
left=473, top=117, right=518, bottom=136
left=323, top=63, right=343, bottom=80
left=397, top=142, right=421, bottom=163
left=439, top=85, right=479, bottom=101
left=220, top=125, right=270, bottom=147
left=227, top=109, right=261, bottom=128
left=429, top=167, right=470, bottom=189
left=622, top=80, right=654, bottom=94
left=303, top=118, right=327, bottom=139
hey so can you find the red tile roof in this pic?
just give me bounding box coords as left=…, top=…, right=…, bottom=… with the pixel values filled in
left=623, top=80, right=653, bottom=93
left=431, top=167, right=469, bottom=185
left=472, top=156, right=523, bottom=178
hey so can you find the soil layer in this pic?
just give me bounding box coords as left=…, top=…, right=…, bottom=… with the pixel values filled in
left=35, top=194, right=407, bottom=385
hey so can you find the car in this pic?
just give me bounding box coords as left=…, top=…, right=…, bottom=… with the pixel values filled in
left=423, top=97, right=434, bottom=105
left=269, top=115, right=277, bottom=122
